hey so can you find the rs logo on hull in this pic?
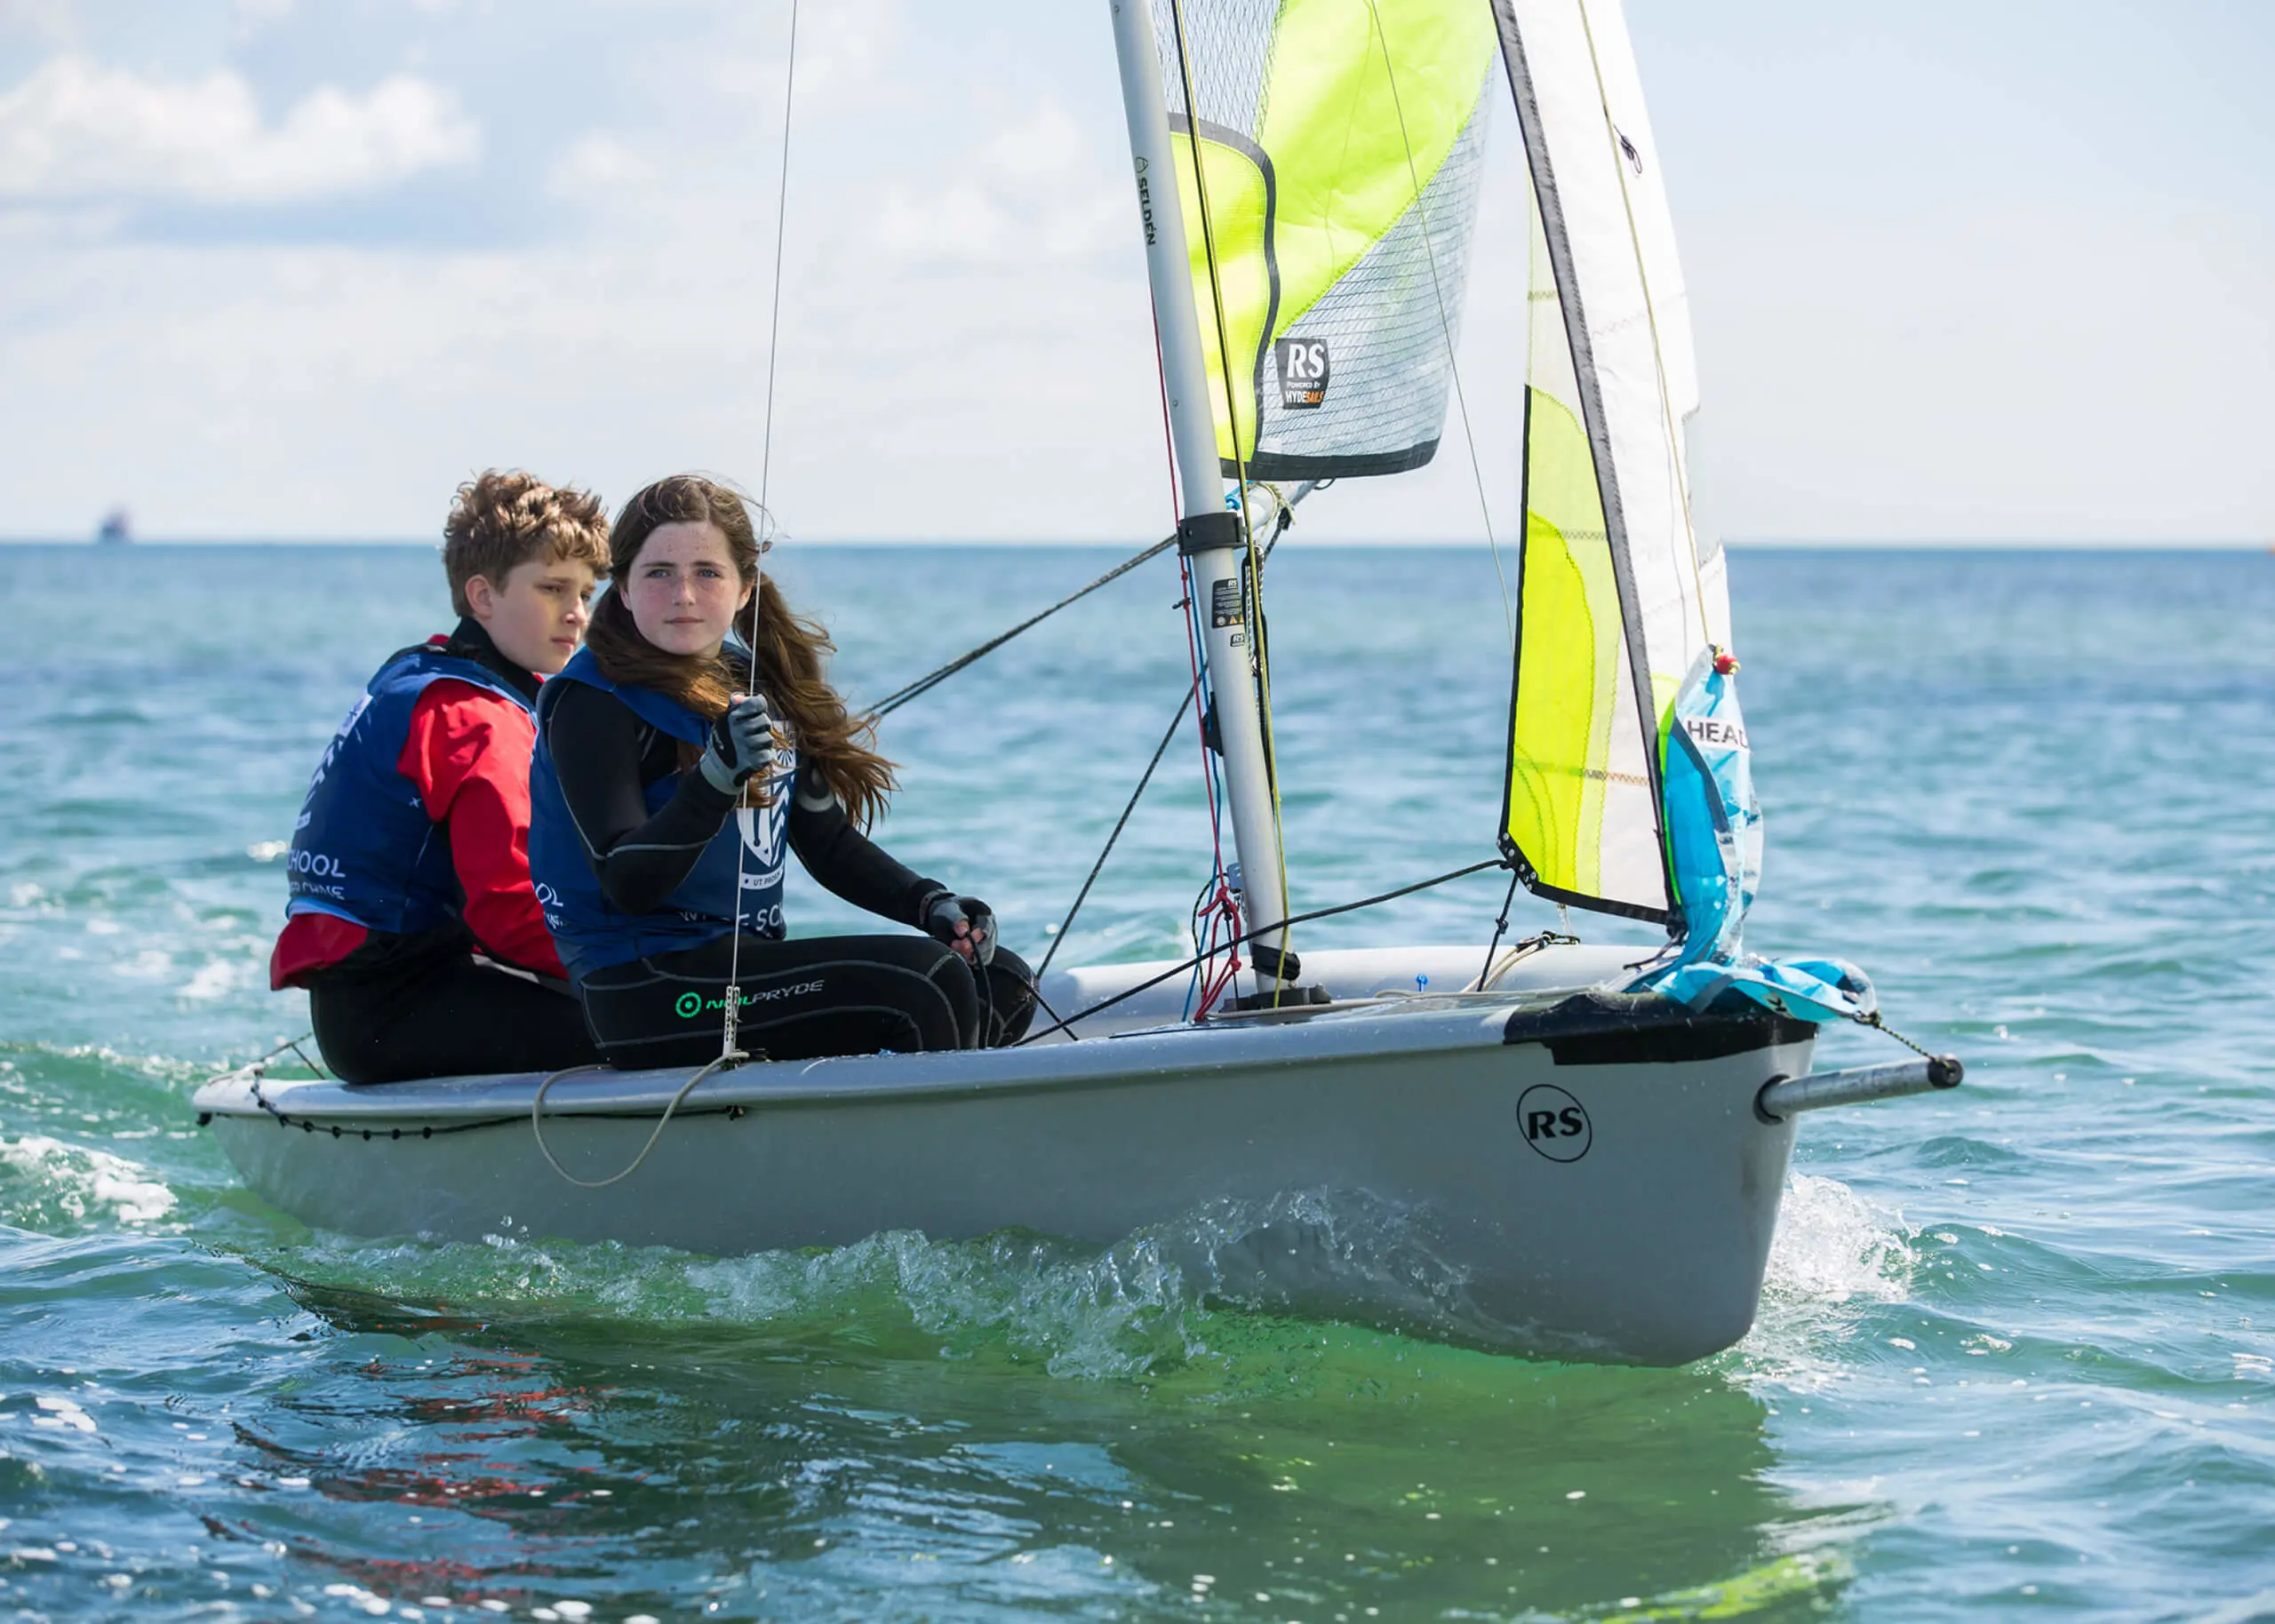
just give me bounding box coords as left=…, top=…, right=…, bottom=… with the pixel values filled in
left=1517, top=1084, right=1592, bottom=1162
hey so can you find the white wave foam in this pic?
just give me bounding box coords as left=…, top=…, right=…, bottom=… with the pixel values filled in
left=284, top=1189, right=1484, bottom=1381
left=1762, top=1174, right=1916, bottom=1307
left=179, top=959, right=246, bottom=1001
left=686, top=1228, right=1209, bottom=1381
left=1736, top=1174, right=1916, bottom=1388
left=0, top=1134, right=178, bottom=1227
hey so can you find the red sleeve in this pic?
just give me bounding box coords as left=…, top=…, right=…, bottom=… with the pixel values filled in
left=398, top=681, right=567, bottom=979
left=268, top=912, right=370, bottom=990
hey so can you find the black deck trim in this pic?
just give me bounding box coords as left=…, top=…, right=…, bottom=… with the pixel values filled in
left=1502, top=991, right=1815, bottom=1066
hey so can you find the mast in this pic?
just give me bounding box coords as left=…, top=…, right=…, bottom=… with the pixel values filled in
left=1107, top=0, right=1297, bottom=994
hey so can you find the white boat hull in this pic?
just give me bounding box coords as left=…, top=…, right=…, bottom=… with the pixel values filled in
left=198, top=945, right=1816, bottom=1365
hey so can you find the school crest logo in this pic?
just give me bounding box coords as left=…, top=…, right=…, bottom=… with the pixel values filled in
left=733, top=743, right=798, bottom=895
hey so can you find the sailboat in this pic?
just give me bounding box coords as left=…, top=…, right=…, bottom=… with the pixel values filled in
left=196, top=0, right=1958, bottom=1365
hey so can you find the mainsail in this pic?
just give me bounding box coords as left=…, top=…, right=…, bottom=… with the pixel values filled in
left=1492, top=0, right=1752, bottom=941
left=1147, top=0, right=1499, bottom=480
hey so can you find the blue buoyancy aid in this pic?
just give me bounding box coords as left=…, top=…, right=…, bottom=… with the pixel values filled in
left=284, top=642, right=531, bottom=936
left=528, top=647, right=797, bottom=980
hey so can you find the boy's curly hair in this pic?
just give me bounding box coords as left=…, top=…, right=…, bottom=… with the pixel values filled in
left=441, top=469, right=611, bottom=616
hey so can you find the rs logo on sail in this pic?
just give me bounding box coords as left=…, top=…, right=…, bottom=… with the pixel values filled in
left=1275, top=337, right=1330, bottom=409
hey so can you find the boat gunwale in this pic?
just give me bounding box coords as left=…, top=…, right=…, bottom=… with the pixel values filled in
left=196, top=987, right=1810, bottom=1125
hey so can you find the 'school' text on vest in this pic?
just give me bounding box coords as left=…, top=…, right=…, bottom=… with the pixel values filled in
left=284, top=646, right=531, bottom=939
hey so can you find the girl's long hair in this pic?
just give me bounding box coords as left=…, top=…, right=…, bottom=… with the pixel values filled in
left=582, top=474, right=895, bottom=825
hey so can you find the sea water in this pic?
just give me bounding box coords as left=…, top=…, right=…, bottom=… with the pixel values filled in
left=0, top=543, right=2269, bottom=1621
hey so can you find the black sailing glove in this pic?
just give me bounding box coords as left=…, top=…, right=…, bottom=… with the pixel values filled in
left=923, top=893, right=998, bottom=967
left=698, top=692, right=776, bottom=794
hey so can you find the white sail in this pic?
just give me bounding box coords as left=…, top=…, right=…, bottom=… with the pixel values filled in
left=1493, top=0, right=1732, bottom=927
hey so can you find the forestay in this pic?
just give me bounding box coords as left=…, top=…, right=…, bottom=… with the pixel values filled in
left=1147, top=0, right=1499, bottom=480
left=1491, top=0, right=1747, bottom=939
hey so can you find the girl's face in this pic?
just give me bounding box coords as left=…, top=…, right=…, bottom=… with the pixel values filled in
left=621, top=521, right=754, bottom=658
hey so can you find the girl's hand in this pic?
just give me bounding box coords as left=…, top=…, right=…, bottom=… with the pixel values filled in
left=699, top=691, right=775, bottom=793
left=923, top=895, right=997, bottom=967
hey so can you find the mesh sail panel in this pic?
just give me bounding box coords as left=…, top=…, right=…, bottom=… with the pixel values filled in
left=1146, top=0, right=1498, bottom=480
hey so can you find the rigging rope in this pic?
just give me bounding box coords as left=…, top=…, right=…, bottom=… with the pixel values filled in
left=723, top=0, right=801, bottom=1066
left=755, top=0, right=799, bottom=523
left=866, top=535, right=1177, bottom=719
left=202, top=1031, right=326, bottom=1087
left=1853, top=1008, right=1944, bottom=1064
left=1018, top=856, right=1507, bottom=1045
left=529, top=1059, right=731, bottom=1190
left=1033, top=685, right=1193, bottom=983
left=863, top=501, right=1305, bottom=1013
left=1476, top=866, right=1525, bottom=990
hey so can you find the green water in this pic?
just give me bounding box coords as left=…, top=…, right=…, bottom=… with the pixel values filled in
left=1, top=544, right=2271, bottom=1620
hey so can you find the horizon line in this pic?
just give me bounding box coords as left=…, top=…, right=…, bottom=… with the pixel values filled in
left=1, top=534, right=2268, bottom=552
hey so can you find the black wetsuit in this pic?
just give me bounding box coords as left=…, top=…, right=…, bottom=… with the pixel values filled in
left=543, top=680, right=1034, bottom=1069
left=310, top=938, right=597, bottom=1087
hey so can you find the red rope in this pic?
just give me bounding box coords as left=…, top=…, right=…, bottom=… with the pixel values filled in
left=1149, top=307, right=1182, bottom=527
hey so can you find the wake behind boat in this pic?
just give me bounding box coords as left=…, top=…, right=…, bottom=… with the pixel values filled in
left=200, top=0, right=1960, bottom=1365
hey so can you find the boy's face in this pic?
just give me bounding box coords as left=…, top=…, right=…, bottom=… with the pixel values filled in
left=465, top=556, right=601, bottom=675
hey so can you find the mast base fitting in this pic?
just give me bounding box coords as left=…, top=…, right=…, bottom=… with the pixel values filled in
left=1177, top=511, right=1242, bottom=554
left=1228, top=984, right=1333, bottom=1012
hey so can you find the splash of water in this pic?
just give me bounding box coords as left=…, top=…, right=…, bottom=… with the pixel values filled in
left=1735, top=1174, right=1917, bottom=1389
left=257, top=1186, right=1501, bottom=1383
left=0, top=1134, right=178, bottom=1229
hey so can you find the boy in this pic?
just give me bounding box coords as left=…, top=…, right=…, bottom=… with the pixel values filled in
left=270, top=470, right=611, bottom=1083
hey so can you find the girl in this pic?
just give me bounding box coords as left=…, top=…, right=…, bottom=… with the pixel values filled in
left=529, top=474, right=1034, bottom=1069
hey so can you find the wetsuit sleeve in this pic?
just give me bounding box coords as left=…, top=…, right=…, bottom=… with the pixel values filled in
left=399, top=682, right=566, bottom=979
left=545, top=681, right=738, bottom=917
left=786, top=764, right=944, bottom=927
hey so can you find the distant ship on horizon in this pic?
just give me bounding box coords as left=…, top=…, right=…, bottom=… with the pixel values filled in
left=96, top=506, right=132, bottom=545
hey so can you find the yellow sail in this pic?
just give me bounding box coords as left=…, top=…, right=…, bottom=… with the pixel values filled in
left=1496, top=0, right=1732, bottom=926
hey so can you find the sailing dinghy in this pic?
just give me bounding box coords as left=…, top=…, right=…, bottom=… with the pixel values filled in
left=199, top=0, right=1958, bottom=1365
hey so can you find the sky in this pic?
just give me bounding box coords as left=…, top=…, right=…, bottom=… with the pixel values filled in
left=0, top=0, right=2268, bottom=544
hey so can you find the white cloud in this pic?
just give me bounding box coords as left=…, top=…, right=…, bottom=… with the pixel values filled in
left=873, top=100, right=1121, bottom=269
left=230, top=0, right=295, bottom=37
left=0, top=1, right=75, bottom=42
left=0, top=56, right=477, bottom=203
left=544, top=131, right=653, bottom=198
